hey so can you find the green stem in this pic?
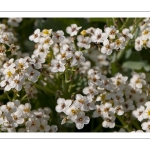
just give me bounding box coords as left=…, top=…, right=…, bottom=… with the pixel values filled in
left=73, top=41, right=77, bottom=51
left=131, top=120, right=141, bottom=130
left=116, top=115, right=132, bottom=132
left=131, top=18, right=144, bottom=34
left=112, top=18, right=115, bottom=26
left=65, top=69, right=71, bottom=83
left=6, top=92, right=11, bottom=101
left=33, top=83, right=55, bottom=96
left=93, top=123, right=102, bottom=132
left=21, top=94, right=27, bottom=101
left=120, top=18, right=129, bottom=30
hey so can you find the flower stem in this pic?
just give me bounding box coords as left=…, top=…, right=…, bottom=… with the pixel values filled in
left=33, top=83, right=55, bottom=96
left=116, top=115, right=132, bottom=132
left=120, top=18, right=129, bottom=30
left=6, top=92, right=11, bottom=101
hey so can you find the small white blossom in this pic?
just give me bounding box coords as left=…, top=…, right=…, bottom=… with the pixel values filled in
left=66, top=24, right=82, bottom=36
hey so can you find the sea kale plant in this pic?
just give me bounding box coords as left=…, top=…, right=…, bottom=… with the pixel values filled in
left=0, top=18, right=150, bottom=132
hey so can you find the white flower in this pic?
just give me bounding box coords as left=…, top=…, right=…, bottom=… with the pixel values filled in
left=55, top=98, right=72, bottom=113
left=39, top=36, right=53, bottom=48
left=65, top=104, right=79, bottom=120
left=130, top=72, right=146, bottom=89
left=101, top=103, right=115, bottom=118
left=66, top=24, right=82, bottom=36
left=9, top=44, right=20, bottom=55
left=101, top=39, right=115, bottom=55
left=41, top=29, right=52, bottom=37
left=3, top=67, right=16, bottom=79
left=34, top=44, right=49, bottom=58
left=111, top=91, right=124, bottom=105
left=32, top=110, right=43, bottom=120
left=104, top=26, right=118, bottom=39
left=132, top=106, right=145, bottom=122
left=31, top=55, right=45, bottom=69
left=141, top=121, right=150, bottom=132
left=11, top=110, right=24, bottom=125
left=125, top=85, right=141, bottom=101
left=1, top=102, right=16, bottom=114
left=142, top=28, right=150, bottom=37
left=26, top=117, right=40, bottom=132
left=91, top=28, right=108, bottom=43
left=3, top=58, right=15, bottom=69
left=118, top=28, right=133, bottom=41
left=74, top=112, right=90, bottom=130
left=39, top=119, right=50, bottom=132
left=114, top=37, right=126, bottom=50
left=50, top=59, right=66, bottom=72
left=52, top=30, right=65, bottom=43
left=0, top=32, right=14, bottom=45
left=8, top=18, right=22, bottom=27
left=111, top=73, right=128, bottom=90
left=15, top=58, right=29, bottom=70
left=98, top=75, right=112, bottom=91
left=143, top=103, right=150, bottom=119
left=18, top=103, right=31, bottom=118
left=49, top=125, right=58, bottom=132
left=96, top=92, right=111, bottom=102
left=74, top=94, right=87, bottom=110
left=136, top=94, right=147, bottom=107
left=102, top=113, right=115, bottom=128
left=93, top=105, right=102, bottom=118
left=83, top=85, right=98, bottom=96
left=25, top=67, right=40, bottom=82
left=0, top=79, right=12, bottom=91
left=135, top=37, right=143, bottom=51
left=14, top=100, right=20, bottom=107
left=71, top=51, right=85, bottom=67
left=86, top=27, right=95, bottom=35
left=29, top=29, right=41, bottom=43
left=88, top=69, right=101, bottom=86
left=56, top=47, right=73, bottom=60
left=77, top=35, right=91, bottom=49
left=83, top=95, right=96, bottom=111
left=115, top=105, right=124, bottom=116
left=122, top=100, right=135, bottom=112
left=10, top=75, right=24, bottom=91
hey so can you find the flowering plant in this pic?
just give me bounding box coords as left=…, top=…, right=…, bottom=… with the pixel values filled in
left=0, top=18, right=150, bottom=132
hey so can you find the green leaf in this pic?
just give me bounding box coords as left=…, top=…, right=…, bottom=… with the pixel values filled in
left=122, top=61, right=145, bottom=70
left=144, top=65, right=150, bottom=72
left=110, top=62, right=119, bottom=75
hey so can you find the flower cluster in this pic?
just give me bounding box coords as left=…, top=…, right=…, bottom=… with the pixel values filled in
left=56, top=68, right=150, bottom=131
left=0, top=18, right=150, bottom=132
left=0, top=100, right=57, bottom=132
left=79, top=26, right=133, bottom=55
left=135, top=18, right=150, bottom=51
left=0, top=57, right=40, bottom=91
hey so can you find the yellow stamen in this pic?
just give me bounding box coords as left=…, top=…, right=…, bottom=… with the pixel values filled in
left=7, top=71, right=12, bottom=77
left=81, top=30, right=87, bottom=36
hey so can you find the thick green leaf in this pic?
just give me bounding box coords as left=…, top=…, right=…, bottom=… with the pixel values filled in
left=122, top=61, right=145, bottom=70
